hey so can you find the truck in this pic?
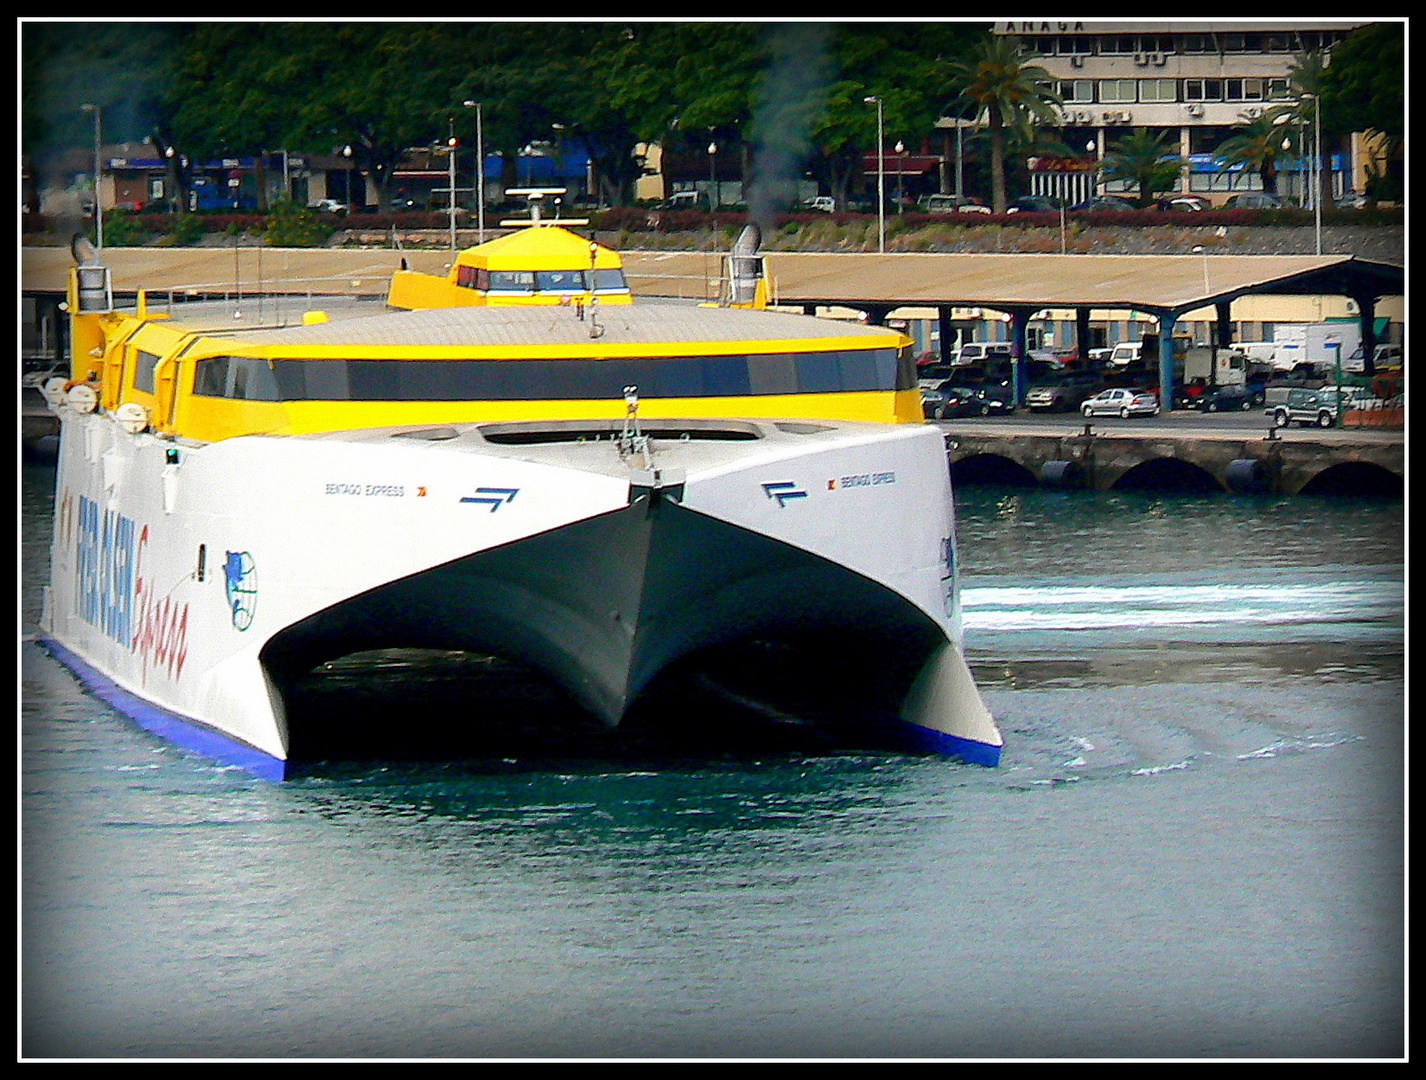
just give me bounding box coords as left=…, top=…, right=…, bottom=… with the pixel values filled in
left=1269, top=322, right=1363, bottom=373
left=1182, top=346, right=1248, bottom=387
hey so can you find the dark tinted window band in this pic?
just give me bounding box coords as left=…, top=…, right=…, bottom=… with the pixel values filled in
left=194, top=349, right=910, bottom=401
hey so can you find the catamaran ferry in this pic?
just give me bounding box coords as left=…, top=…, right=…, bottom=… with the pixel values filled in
left=38, top=203, right=1001, bottom=777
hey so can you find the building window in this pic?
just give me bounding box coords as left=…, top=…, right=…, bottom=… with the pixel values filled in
left=1220, top=32, right=1262, bottom=53
left=1181, top=33, right=1216, bottom=54
left=1225, top=78, right=1265, bottom=102
left=1099, top=35, right=1139, bottom=55
left=1059, top=79, right=1094, bottom=103
left=1099, top=79, right=1138, bottom=104
left=1139, top=79, right=1177, bottom=103
left=1141, top=34, right=1174, bottom=54
left=1057, top=36, right=1092, bottom=56
left=1184, top=79, right=1224, bottom=103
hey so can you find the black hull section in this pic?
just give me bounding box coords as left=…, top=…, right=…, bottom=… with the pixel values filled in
left=262, top=494, right=950, bottom=754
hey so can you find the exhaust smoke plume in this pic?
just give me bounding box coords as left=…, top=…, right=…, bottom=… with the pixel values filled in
left=746, top=23, right=834, bottom=231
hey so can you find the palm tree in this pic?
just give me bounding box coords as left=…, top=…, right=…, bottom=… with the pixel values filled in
left=1102, top=128, right=1184, bottom=208
left=1214, top=114, right=1290, bottom=198
left=1285, top=50, right=1330, bottom=208
left=945, top=35, right=1062, bottom=213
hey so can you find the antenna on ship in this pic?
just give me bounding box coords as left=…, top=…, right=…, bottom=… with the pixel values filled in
left=617, top=385, right=652, bottom=468
left=500, top=188, right=589, bottom=228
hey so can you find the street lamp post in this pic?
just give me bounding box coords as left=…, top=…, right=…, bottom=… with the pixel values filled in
left=80, top=102, right=102, bottom=249
left=864, top=95, right=884, bottom=253
left=707, top=141, right=718, bottom=211
left=1301, top=92, right=1322, bottom=256
left=447, top=119, right=459, bottom=250
left=463, top=100, right=483, bottom=244
left=895, top=141, right=906, bottom=212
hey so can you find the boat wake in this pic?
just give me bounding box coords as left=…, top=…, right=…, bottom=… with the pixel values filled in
left=961, top=568, right=1403, bottom=647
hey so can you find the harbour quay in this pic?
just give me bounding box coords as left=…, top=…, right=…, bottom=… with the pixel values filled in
left=939, top=416, right=1403, bottom=497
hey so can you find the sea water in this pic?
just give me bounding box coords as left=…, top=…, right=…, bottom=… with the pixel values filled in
left=21, top=463, right=1405, bottom=1059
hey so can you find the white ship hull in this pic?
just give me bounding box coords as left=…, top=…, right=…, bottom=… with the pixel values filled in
left=40, top=409, right=1001, bottom=777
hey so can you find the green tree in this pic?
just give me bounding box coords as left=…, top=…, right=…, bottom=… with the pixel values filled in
left=171, top=23, right=463, bottom=212
left=944, top=33, right=1062, bottom=213
left=1214, top=114, right=1290, bottom=197
left=1320, top=22, right=1404, bottom=202
left=1102, top=128, right=1183, bottom=208
left=22, top=22, right=190, bottom=221
left=448, top=22, right=668, bottom=208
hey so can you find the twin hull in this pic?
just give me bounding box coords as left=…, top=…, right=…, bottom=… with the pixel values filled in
left=40, top=411, right=1000, bottom=776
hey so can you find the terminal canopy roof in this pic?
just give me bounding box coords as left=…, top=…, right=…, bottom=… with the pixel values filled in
left=620, top=251, right=1404, bottom=320
left=21, top=248, right=1403, bottom=320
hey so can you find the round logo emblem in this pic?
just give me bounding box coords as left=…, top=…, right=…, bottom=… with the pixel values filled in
left=223, top=550, right=258, bottom=631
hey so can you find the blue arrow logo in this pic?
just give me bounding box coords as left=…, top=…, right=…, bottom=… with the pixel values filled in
left=461, top=487, right=519, bottom=512
left=761, top=481, right=807, bottom=508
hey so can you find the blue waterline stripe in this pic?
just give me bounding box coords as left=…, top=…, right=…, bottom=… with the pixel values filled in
left=35, top=637, right=288, bottom=781
left=892, top=719, right=1003, bottom=766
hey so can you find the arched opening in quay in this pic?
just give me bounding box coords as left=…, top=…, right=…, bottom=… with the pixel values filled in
left=950, top=453, right=1038, bottom=488
left=1298, top=461, right=1404, bottom=499
left=1111, top=457, right=1224, bottom=494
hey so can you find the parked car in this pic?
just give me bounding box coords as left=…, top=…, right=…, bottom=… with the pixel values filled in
left=1266, top=386, right=1375, bottom=428
left=1007, top=195, right=1064, bottom=213
left=1191, top=384, right=1259, bottom=412
left=802, top=196, right=836, bottom=213
left=916, top=363, right=957, bottom=390
left=1223, top=192, right=1285, bottom=210
left=972, top=382, right=1017, bottom=415
left=1343, top=342, right=1403, bottom=373
left=309, top=198, right=351, bottom=214
left=1335, top=190, right=1370, bottom=209
left=921, top=193, right=991, bottom=214
left=1371, top=344, right=1403, bottom=372
left=922, top=383, right=985, bottom=419
left=1155, top=195, right=1209, bottom=212
left=1025, top=372, right=1101, bottom=412
left=1081, top=387, right=1159, bottom=418
left=1069, top=195, right=1137, bottom=212
left=1026, top=349, right=1066, bottom=370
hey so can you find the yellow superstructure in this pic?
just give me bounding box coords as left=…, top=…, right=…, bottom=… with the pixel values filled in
left=386, top=224, right=632, bottom=310
left=64, top=225, right=922, bottom=444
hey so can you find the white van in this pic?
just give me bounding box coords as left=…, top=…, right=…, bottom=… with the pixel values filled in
left=1107, top=342, right=1143, bottom=366
left=955, top=341, right=1013, bottom=366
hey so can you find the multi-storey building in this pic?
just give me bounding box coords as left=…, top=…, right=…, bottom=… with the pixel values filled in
left=998, top=20, right=1368, bottom=207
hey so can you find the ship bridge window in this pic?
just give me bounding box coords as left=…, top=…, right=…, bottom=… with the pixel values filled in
left=132, top=350, right=162, bottom=394
left=589, top=268, right=629, bottom=291
left=488, top=270, right=536, bottom=291
left=535, top=270, right=584, bottom=291
left=192, top=356, right=281, bottom=401
left=455, top=265, right=629, bottom=294
left=261, top=347, right=905, bottom=402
